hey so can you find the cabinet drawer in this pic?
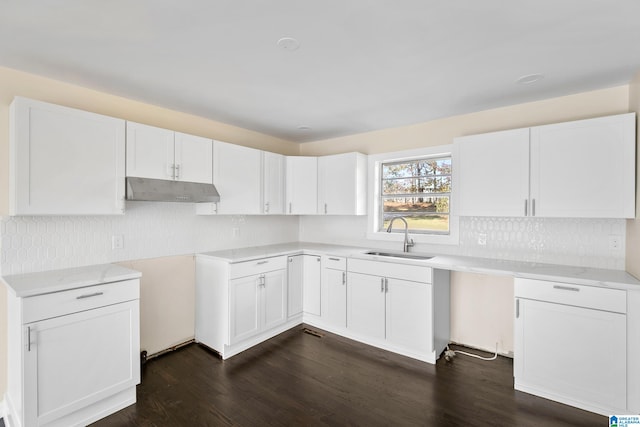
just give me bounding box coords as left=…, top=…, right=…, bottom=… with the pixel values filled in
left=23, top=279, right=140, bottom=324
left=323, top=255, right=346, bottom=270
left=515, top=278, right=626, bottom=313
left=230, top=256, right=288, bottom=279
left=348, top=258, right=432, bottom=283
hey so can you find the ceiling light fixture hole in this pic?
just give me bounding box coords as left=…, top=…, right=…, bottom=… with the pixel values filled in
left=277, top=37, right=300, bottom=51
left=516, top=73, right=544, bottom=85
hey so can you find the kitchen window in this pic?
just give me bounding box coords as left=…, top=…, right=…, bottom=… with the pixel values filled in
left=380, top=156, right=451, bottom=234
left=367, top=145, right=458, bottom=245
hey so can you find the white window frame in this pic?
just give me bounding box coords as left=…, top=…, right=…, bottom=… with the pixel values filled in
left=367, top=144, right=459, bottom=246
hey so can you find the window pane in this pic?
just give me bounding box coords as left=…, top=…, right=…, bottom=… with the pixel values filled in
left=379, top=155, right=452, bottom=235
left=382, top=215, right=449, bottom=233
left=382, top=177, right=451, bottom=195
left=382, top=163, right=415, bottom=179
left=382, top=196, right=449, bottom=214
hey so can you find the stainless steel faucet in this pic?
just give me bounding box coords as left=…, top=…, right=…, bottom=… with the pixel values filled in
left=386, top=217, right=415, bottom=252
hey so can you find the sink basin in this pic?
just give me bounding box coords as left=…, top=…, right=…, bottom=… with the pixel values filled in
left=364, top=251, right=433, bottom=261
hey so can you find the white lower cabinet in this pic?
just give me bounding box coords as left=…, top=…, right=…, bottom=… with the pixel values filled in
left=196, top=252, right=451, bottom=364
left=346, top=259, right=448, bottom=363
left=7, top=279, right=140, bottom=427
left=196, top=255, right=296, bottom=359
left=229, top=269, right=287, bottom=345
left=287, top=255, right=321, bottom=320
left=287, top=256, right=304, bottom=319
left=302, top=256, right=321, bottom=316
left=322, top=256, right=347, bottom=329
left=348, top=272, right=432, bottom=356
left=514, top=278, right=628, bottom=415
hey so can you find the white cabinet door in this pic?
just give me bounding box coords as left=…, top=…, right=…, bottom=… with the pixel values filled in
left=175, top=132, right=213, bottom=184
left=262, top=269, right=287, bottom=331
left=347, top=272, right=385, bottom=340
left=263, top=151, right=285, bottom=214
left=286, top=156, right=318, bottom=214
left=530, top=113, right=635, bottom=218
left=324, top=267, right=347, bottom=328
left=302, top=255, right=321, bottom=316
left=214, top=141, right=262, bottom=214
left=24, top=301, right=139, bottom=426
left=515, top=298, right=627, bottom=413
left=455, top=128, right=530, bottom=217
left=287, top=256, right=304, bottom=318
left=229, top=275, right=260, bottom=344
left=125, top=121, right=174, bottom=180
left=386, top=279, right=432, bottom=354
left=10, top=97, right=126, bottom=215
left=317, top=152, right=367, bottom=215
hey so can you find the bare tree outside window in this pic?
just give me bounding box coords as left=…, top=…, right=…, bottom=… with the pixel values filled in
left=380, top=157, right=451, bottom=234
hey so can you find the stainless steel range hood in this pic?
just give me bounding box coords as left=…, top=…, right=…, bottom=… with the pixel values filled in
left=126, top=177, right=220, bottom=203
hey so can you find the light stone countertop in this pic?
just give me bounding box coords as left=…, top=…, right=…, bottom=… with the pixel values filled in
left=2, top=263, right=142, bottom=298
left=198, top=242, right=640, bottom=291
left=4, top=241, right=639, bottom=298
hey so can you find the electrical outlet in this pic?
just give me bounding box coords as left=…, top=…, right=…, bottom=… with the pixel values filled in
left=112, top=235, right=124, bottom=250
left=609, top=235, right=622, bottom=251
left=478, top=233, right=487, bottom=246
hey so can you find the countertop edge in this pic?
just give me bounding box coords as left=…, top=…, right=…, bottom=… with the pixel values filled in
left=197, top=243, right=640, bottom=291
left=2, top=264, right=142, bottom=298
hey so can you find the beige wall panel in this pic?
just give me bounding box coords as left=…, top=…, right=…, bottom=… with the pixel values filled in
left=0, top=284, right=6, bottom=401
left=299, top=85, right=629, bottom=155
left=117, top=256, right=196, bottom=356
left=626, top=72, right=640, bottom=279
left=450, top=271, right=514, bottom=355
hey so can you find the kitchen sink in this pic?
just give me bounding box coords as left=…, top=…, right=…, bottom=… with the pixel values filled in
left=364, top=251, right=433, bottom=260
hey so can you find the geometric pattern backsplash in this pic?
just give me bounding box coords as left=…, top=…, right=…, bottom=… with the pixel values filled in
left=0, top=201, right=300, bottom=275
left=0, top=202, right=627, bottom=275
left=458, top=216, right=626, bottom=270
left=297, top=215, right=626, bottom=271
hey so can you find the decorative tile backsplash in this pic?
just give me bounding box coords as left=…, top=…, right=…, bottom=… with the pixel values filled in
left=0, top=201, right=299, bottom=275
left=457, top=216, right=625, bottom=269
left=0, top=203, right=626, bottom=275
left=299, top=215, right=626, bottom=270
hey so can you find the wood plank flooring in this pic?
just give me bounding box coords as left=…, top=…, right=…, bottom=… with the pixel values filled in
left=92, top=325, right=604, bottom=426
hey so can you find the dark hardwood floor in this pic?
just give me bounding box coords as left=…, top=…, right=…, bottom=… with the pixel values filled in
left=92, top=326, right=604, bottom=426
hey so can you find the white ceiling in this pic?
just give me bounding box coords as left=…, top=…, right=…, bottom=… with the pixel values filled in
left=1, top=1, right=640, bottom=143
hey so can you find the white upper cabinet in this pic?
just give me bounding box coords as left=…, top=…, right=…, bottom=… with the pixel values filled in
left=317, top=152, right=367, bottom=215
left=126, top=122, right=213, bottom=184
left=125, top=122, right=174, bottom=181
left=10, top=97, right=126, bottom=215
left=530, top=114, right=635, bottom=218
left=456, top=128, right=530, bottom=217
left=213, top=141, right=262, bottom=214
left=174, top=132, right=214, bottom=184
left=286, top=156, right=318, bottom=215
left=455, top=113, right=636, bottom=218
left=262, top=151, right=285, bottom=214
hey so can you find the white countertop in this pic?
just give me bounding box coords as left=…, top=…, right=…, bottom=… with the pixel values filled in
left=199, top=242, right=640, bottom=291
left=5, top=242, right=639, bottom=297
left=198, top=242, right=364, bottom=262
left=2, top=263, right=142, bottom=298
